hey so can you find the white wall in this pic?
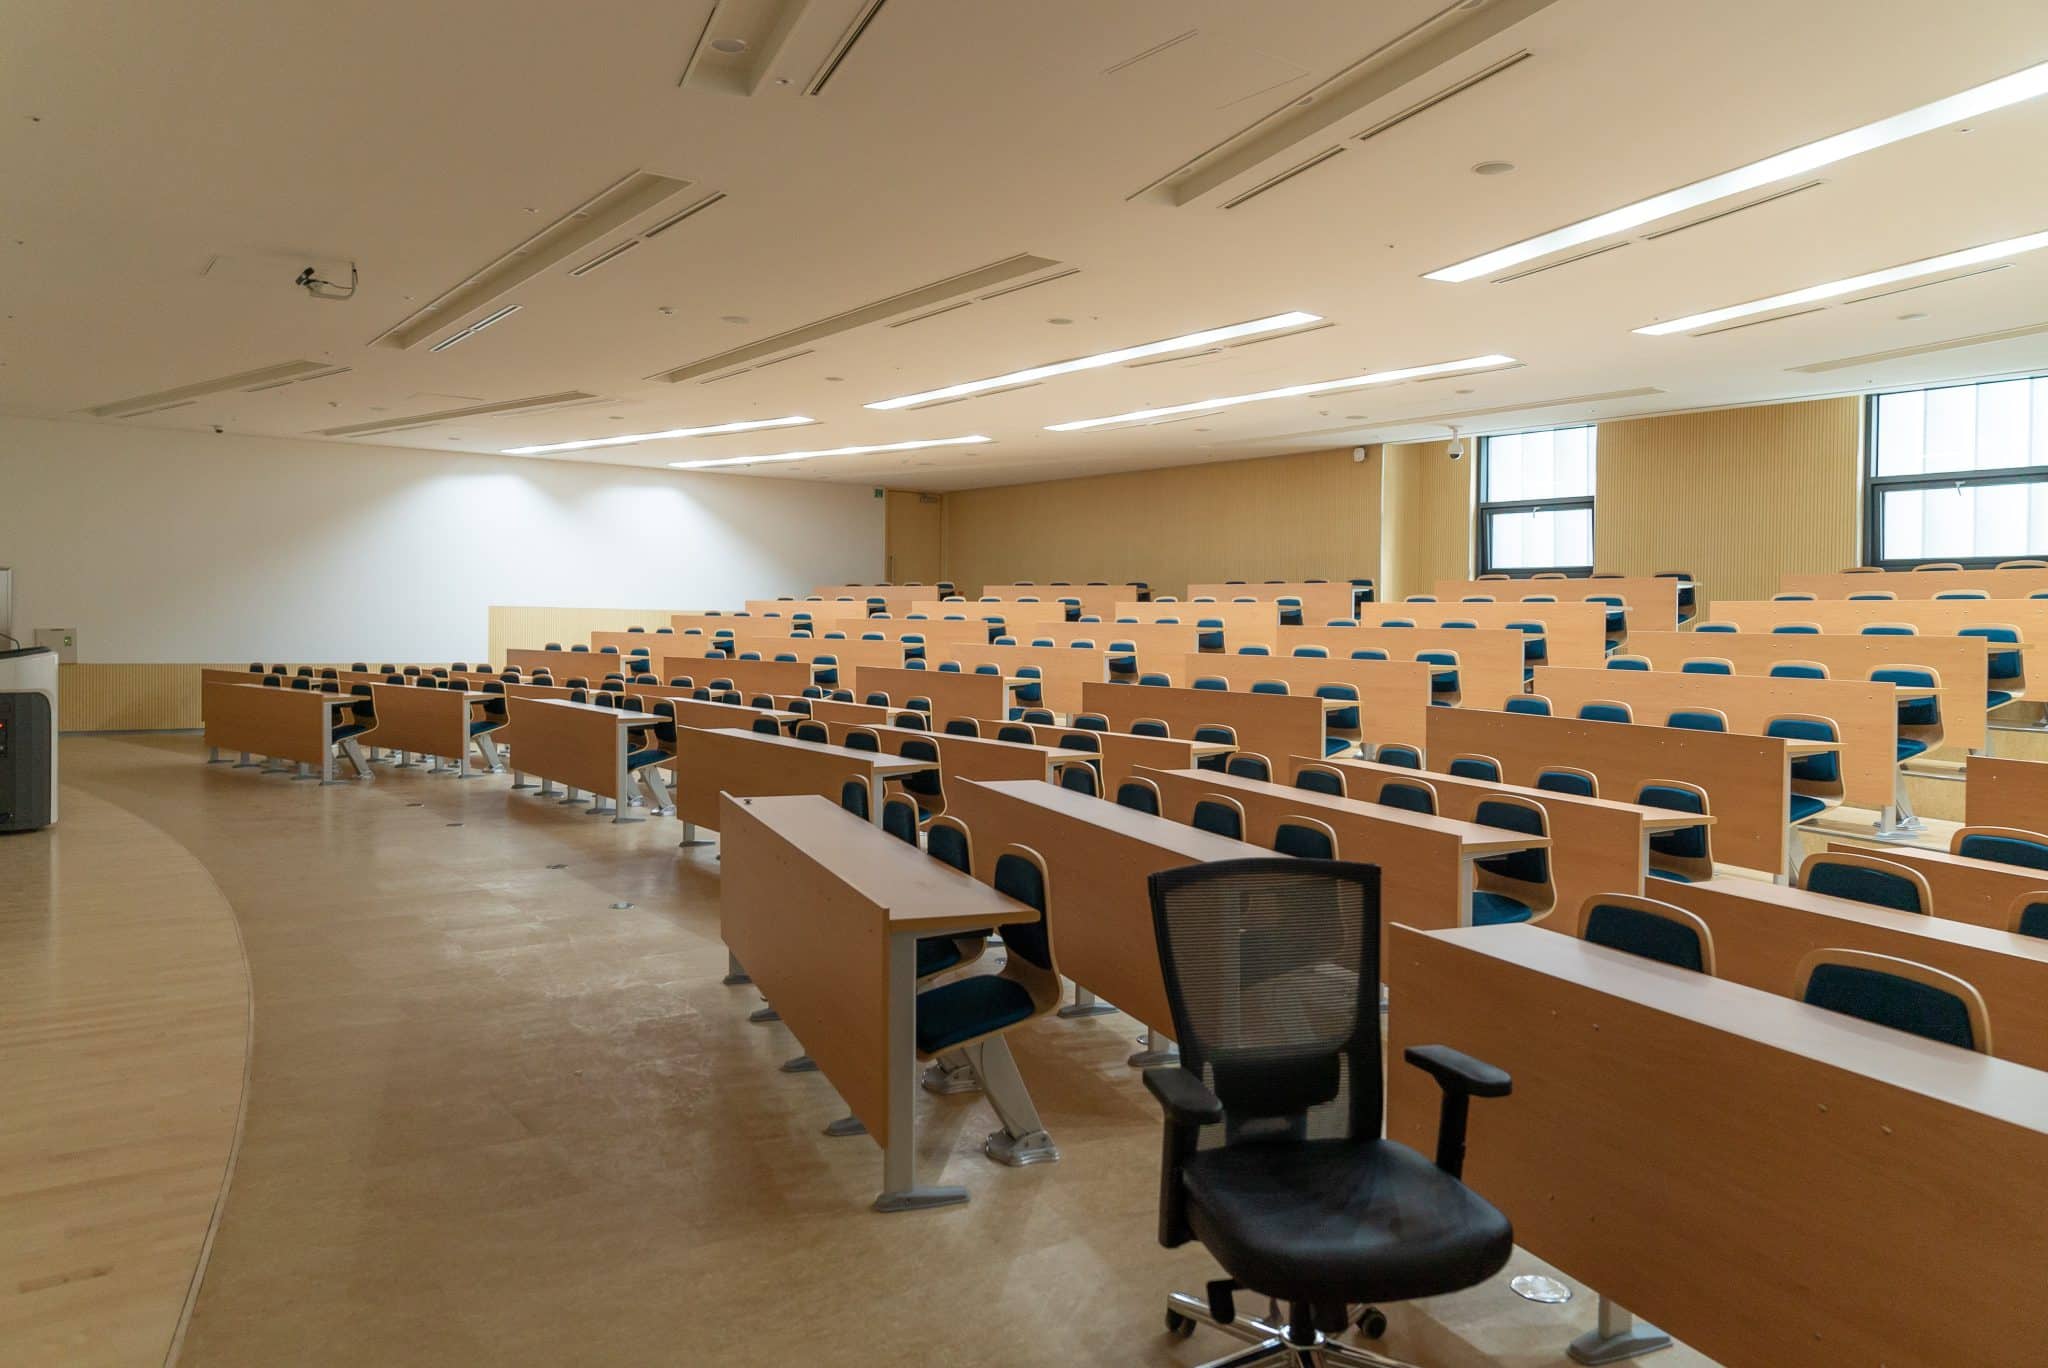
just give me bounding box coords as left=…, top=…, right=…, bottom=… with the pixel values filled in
left=0, top=415, right=884, bottom=662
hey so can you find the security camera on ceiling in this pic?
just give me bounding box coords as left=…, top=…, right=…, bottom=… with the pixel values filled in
left=1446, top=425, right=1465, bottom=461
left=294, top=263, right=358, bottom=301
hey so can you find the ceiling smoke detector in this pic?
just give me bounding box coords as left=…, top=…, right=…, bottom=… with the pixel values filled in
left=710, top=37, right=749, bottom=54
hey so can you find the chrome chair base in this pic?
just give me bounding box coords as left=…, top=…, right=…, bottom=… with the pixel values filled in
left=921, top=1058, right=981, bottom=1094
left=1165, top=1293, right=1412, bottom=1367
left=983, top=1127, right=1058, bottom=1167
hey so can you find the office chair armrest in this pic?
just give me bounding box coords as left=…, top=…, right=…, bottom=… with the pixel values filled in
left=1143, top=1067, right=1223, bottom=1126
left=1403, top=1045, right=1512, bottom=1180
left=1403, top=1044, right=1511, bottom=1098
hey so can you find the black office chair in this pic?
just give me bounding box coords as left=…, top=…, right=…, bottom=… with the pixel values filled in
left=1145, top=859, right=1514, bottom=1364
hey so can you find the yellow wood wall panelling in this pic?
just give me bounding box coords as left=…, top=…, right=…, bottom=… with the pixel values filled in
left=927, top=446, right=1381, bottom=599
left=883, top=489, right=946, bottom=582
left=1379, top=440, right=1473, bottom=601
left=1592, top=398, right=1862, bottom=610
left=485, top=605, right=699, bottom=666
left=58, top=664, right=231, bottom=731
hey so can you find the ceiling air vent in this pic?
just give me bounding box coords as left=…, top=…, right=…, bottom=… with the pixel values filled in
left=806, top=0, right=890, bottom=96
left=1789, top=321, right=2048, bottom=374
left=86, top=361, right=336, bottom=418
left=642, top=192, right=726, bottom=239
left=374, top=171, right=693, bottom=350
left=243, top=366, right=354, bottom=393
left=1489, top=240, right=1629, bottom=284
left=312, top=391, right=601, bottom=438
left=976, top=266, right=1079, bottom=301
left=568, top=240, right=641, bottom=277
left=1220, top=147, right=1347, bottom=210
left=1691, top=306, right=1827, bottom=337
left=1353, top=49, right=1532, bottom=147
left=1640, top=179, right=1825, bottom=241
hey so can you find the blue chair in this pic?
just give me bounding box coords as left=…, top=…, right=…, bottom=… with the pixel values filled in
left=937, top=660, right=962, bottom=673
left=2010, top=891, right=2048, bottom=939
left=1192, top=725, right=1236, bottom=771
left=1108, top=642, right=1139, bottom=680
left=1848, top=592, right=1896, bottom=601
left=1116, top=778, right=1161, bottom=815
left=1605, top=654, right=1650, bottom=672
left=1694, top=623, right=1737, bottom=634
left=1681, top=658, right=1732, bottom=675
left=1292, top=645, right=1330, bottom=658
left=1197, top=618, right=1224, bottom=651
left=1767, top=714, right=1845, bottom=850
left=1073, top=713, right=1109, bottom=732
left=899, top=737, right=944, bottom=819
left=882, top=796, right=921, bottom=845
left=1797, top=851, right=1930, bottom=914
left=838, top=776, right=872, bottom=821
left=1276, top=597, right=1304, bottom=627
left=1771, top=624, right=1820, bottom=635
left=1578, top=701, right=1633, bottom=724
left=1959, top=625, right=2027, bottom=711
left=1316, top=684, right=1361, bottom=754
left=1138, top=672, right=1173, bottom=688
left=1470, top=798, right=1553, bottom=926
left=1059, top=762, right=1100, bottom=798
left=1666, top=708, right=1727, bottom=733
left=1535, top=767, right=1597, bottom=798
left=1503, top=695, right=1551, bottom=716
left=1871, top=665, right=1942, bottom=767
left=1507, top=620, right=1547, bottom=680
left=843, top=728, right=881, bottom=754
left=1772, top=593, right=1816, bottom=602
left=997, top=724, right=1035, bottom=744
left=1019, top=708, right=1056, bottom=725
left=1249, top=680, right=1288, bottom=695
left=1191, top=796, right=1245, bottom=839
left=1797, top=950, right=1988, bottom=1052
left=1769, top=661, right=1827, bottom=679
left=1377, top=779, right=1437, bottom=815
left=1349, top=648, right=1389, bottom=661
left=1294, top=764, right=1345, bottom=797
left=1861, top=623, right=1916, bottom=636
left=1130, top=719, right=1170, bottom=738
left=793, top=719, right=830, bottom=743
left=1237, top=645, right=1272, bottom=657
left=1057, top=732, right=1100, bottom=755
left=1589, top=594, right=1626, bottom=648
left=1272, top=817, right=1335, bottom=859
left=1417, top=649, right=1460, bottom=707
left=1636, top=781, right=1713, bottom=882
left=1192, top=676, right=1228, bottom=691
left=1225, top=753, right=1272, bottom=783
left=1447, top=754, right=1501, bottom=782
left=972, top=663, right=999, bottom=676
left=1953, top=826, right=2048, bottom=873
left=1375, top=744, right=1421, bottom=770
left=1581, top=895, right=1715, bottom=973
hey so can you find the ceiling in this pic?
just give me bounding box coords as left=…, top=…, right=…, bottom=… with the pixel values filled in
left=5, top=0, right=2048, bottom=490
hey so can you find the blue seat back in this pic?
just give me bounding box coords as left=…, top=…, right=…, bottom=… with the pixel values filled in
left=1805, top=858, right=1925, bottom=913
left=1272, top=822, right=1333, bottom=859
left=1376, top=744, right=1421, bottom=769
left=1473, top=800, right=1548, bottom=882
left=1802, top=962, right=1977, bottom=1049
left=1956, top=832, right=2048, bottom=872
left=1667, top=710, right=1725, bottom=732
left=1377, top=781, right=1435, bottom=815
left=1504, top=695, right=1550, bottom=716
left=1583, top=902, right=1708, bottom=973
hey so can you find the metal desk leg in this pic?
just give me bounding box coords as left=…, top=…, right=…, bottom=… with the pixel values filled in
left=510, top=769, right=533, bottom=791
left=1058, top=984, right=1116, bottom=1019
left=723, top=951, right=751, bottom=986
left=1457, top=857, right=1477, bottom=927
left=1567, top=1296, right=1670, bottom=1364
left=678, top=819, right=713, bottom=848
left=612, top=741, right=642, bottom=823
left=1127, top=1025, right=1178, bottom=1068
left=233, top=751, right=257, bottom=768
left=874, top=933, right=967, bottom=1214
left=206, top=746, right=226, bottom=764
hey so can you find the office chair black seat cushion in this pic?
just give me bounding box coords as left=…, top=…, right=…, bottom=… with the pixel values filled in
left=915, top=974, right=1034, bottom=1054
left=1180, top=1137, right=1512, bottom=1306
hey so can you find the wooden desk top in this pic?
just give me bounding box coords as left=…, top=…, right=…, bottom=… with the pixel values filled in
left=958, top=778, right=1259, bottom=863
left=1313, top=755, right=1715, bottom=833
left=1666, top=875, right=2048, bottom=965
left=702, top=727, right=928, bottom=775
left=230, top=684, right=358, bottom=708
left=1146, top=767, right=1550, bottom=856
left=852, top=723, right=1081, bottom=765
left=531, top=699, right=663, bottom=724
left=723, top=794, right=1031, bottom=935
left=1411, top=924, right=2048, bottom=1128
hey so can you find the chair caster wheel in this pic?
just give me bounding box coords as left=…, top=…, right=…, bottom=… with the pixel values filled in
left=1356, top=1306, right=1388, bottom=1338
left=1165, top=1309, right=1195, bottom=1339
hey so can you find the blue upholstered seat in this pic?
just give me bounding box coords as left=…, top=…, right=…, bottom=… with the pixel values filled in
left=1583, top=902, right=1708, bottom=971
left=1469, top=891, right=1535, bottom=926
left=1805, top=859, right=1925, bottom=913
left=1956, top=832, right=2048, bottom=872
left=1802, top=962, right=1977, bottom=1050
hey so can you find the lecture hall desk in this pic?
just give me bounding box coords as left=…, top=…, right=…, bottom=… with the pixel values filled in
left=941, top=778, right=1266, bottom=1035
left=1385, top=922, right=2048, bottom=1367
left=1081, top=681, right=1326, bottom=776
left=1780, top=567, right=2048, bottom=599
left=1171, top=655, right=1434, bottom=750
left=669, top=726, right=925, bottom=834
left=1020, top=725, right=1233, bottom=796
left=504, top=696, right=664, bottom=822
left=1433, top=574, right=1683, bottom=631
left=925, top=643, right=1107, bottom=716
left=719, top=792, right=1035, bottom=1212
left=1825, top=839, right=2048, bottom=931
left=1306, top=754, right=1706, bottom=935
left=1964, top=754, right=2048, bottom=831
left=1354, top=601, right=1609, bottom=668
left=1654, top=876, right=2048, bottom=1071
left=1705, top=596, right=2048, bottom=641
left=202, top=680, right=368, bottom=783
left=1270, top=625, right=1528, bottom=711
left=1141, top=766, right=1548, bottom=933
left=1185, top=581, right=1357, bottom=622
left=816, top=721, right=1091, bottom=787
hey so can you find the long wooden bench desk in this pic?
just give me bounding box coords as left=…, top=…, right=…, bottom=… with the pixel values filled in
left=202, top=680, right=371, bottom=783
left=1169, top=655, right=1433, bottom=748
left=1781, top=567, right=2048, bottom=599
left=941, top=778, right=1265, bottom=1035
left=353, top=679, right=496, bottom=776
left=1186, top=580, right=1357, bottom=622
left=1081, top=681, right=1326, bottom=772
left=1425, top=707, right=1799, bottom=875
left=972, top=584, right=1123, bottom=618
left=1624, top=630, right=1989, bottom=754
left=719, top=792, right=1035, bottom=1212
left=1305, top=754, right=1703, bottom=933
left=853, top=666, right=1007, bottom=725
left=1825, top=839, right=2048, bottom=930
left=1269, top=626, right=1528, bottom=710
left=1140, top=766, right=1546, bottom=932
left=1113, top=599, right=1279, bottom=647
left=1532, top=665, right=1901, bottom=811
left=670, top=727, right=925, bottom=836
left=504, top=646, right=642, bottom=679
left=743, top=598, right=873, bottom=622
left=1653, top=876, right=2048, bottom=1070
left=706, top=635, right=909, bottom=673
left=1433, top=574, right=1683, bottom=631
left=1964, top=754, right=2048, bottom=830
left=504, top=696, right=663, bottom=821
left=1020, top=726, right=1232, bottom=796
left=1385, top=922, right=2048, bottom=1367
left=908, top=599, right=1069, bottom=628
left=621, top=689, right=799, bottom=734
left=925, top=643, right=1106, bottom=716
left=1705, top=596, right=2048, bottom=640
left=1356, top=601, right=1609, bottom=668
left=815, top=721, right=1089, bottom=787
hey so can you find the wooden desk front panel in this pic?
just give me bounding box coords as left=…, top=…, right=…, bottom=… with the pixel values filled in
left=669, top=613, right=776, bottom=636
left=819, top=723, right=1052, bottom=787
left=852, top=666, right=1005, bottom=723
left=1384, top=923, right=2048, bottom=1368
left=622, top=691, right=788, bottom=735
left=807, top=585, right=933, bottom=611
left=1708, top=597, right=2048, bottom=640
left=1626, top=630, right=1988, bottom=754
left=1114, top=600, right=1280, bottom=647
left=1312, top=754, right=1648, bottom=935
left=504, top=648, right=636, bottom=680
left=845, top=617, right=993, bottom=645
left=1186, top=582, right=1357, bottom=622
left=1097, top=733, right=1211, bottom=796
left=1143, top=767, right=1469, bottom=935
left=1826, top=840, right=2048, bottom=930
left=1656, top=877, right=2048, bottom=1071
left=1083, top=682, right=1325, bottom=773
left=671, top=728, right=902, bottom=829
left=1172, top=655, right=1431, bottom=749
left=807, top=699, right=896, bottom=729
left=943, top=779, right=1260, bottom=1033
left=656, top=656, right=813, bottom=698
left=504, top=698, right=623, bottom=797
left=1269, top=627, right=1527, bottom=712
left=1433, top=575, right=1682, bottom=630
left=1965, top=755, right=2048, bottom=833
left=1356, top=602, right=1608, bottom=668
left=359, top=683, right=469, bottom=760
left=908, top=599, right=1069, bottom=626
left=1427, top=708, right=1789, bottom=874
left=588, top=630, right=680, bottom=656
left=925, top=643, right=1107, bottom=716
left=1532, top=666, right=1899, bottom=809
left=685, top=635, right=907, bottom=672
left=718, top=796, right=892, bottom=1143
left=1782, top=568, right=2048, bottom=599
left=201, top=682, right=337, bottom=766
left=743, top=599, right=874, bottom=622
left=970, top=585, right=1123, bottom=618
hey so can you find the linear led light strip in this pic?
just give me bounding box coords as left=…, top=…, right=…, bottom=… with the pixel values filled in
left=1636, top=230, right=2048, bottom=336
left=865, top=311, right=1322, bottom=410
left=1426, top=57, right=2048, bottom=283
left=1043, top=355, right=1517, bottom=432
left=671, top=435, right=992, bottom=470
left=503, top=415, right=815, bottom=456
left=428, top=304, right=521, bottom=353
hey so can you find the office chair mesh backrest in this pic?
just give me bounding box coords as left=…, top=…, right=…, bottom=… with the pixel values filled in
left=1148, top=859, right=1379, bottom=1138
